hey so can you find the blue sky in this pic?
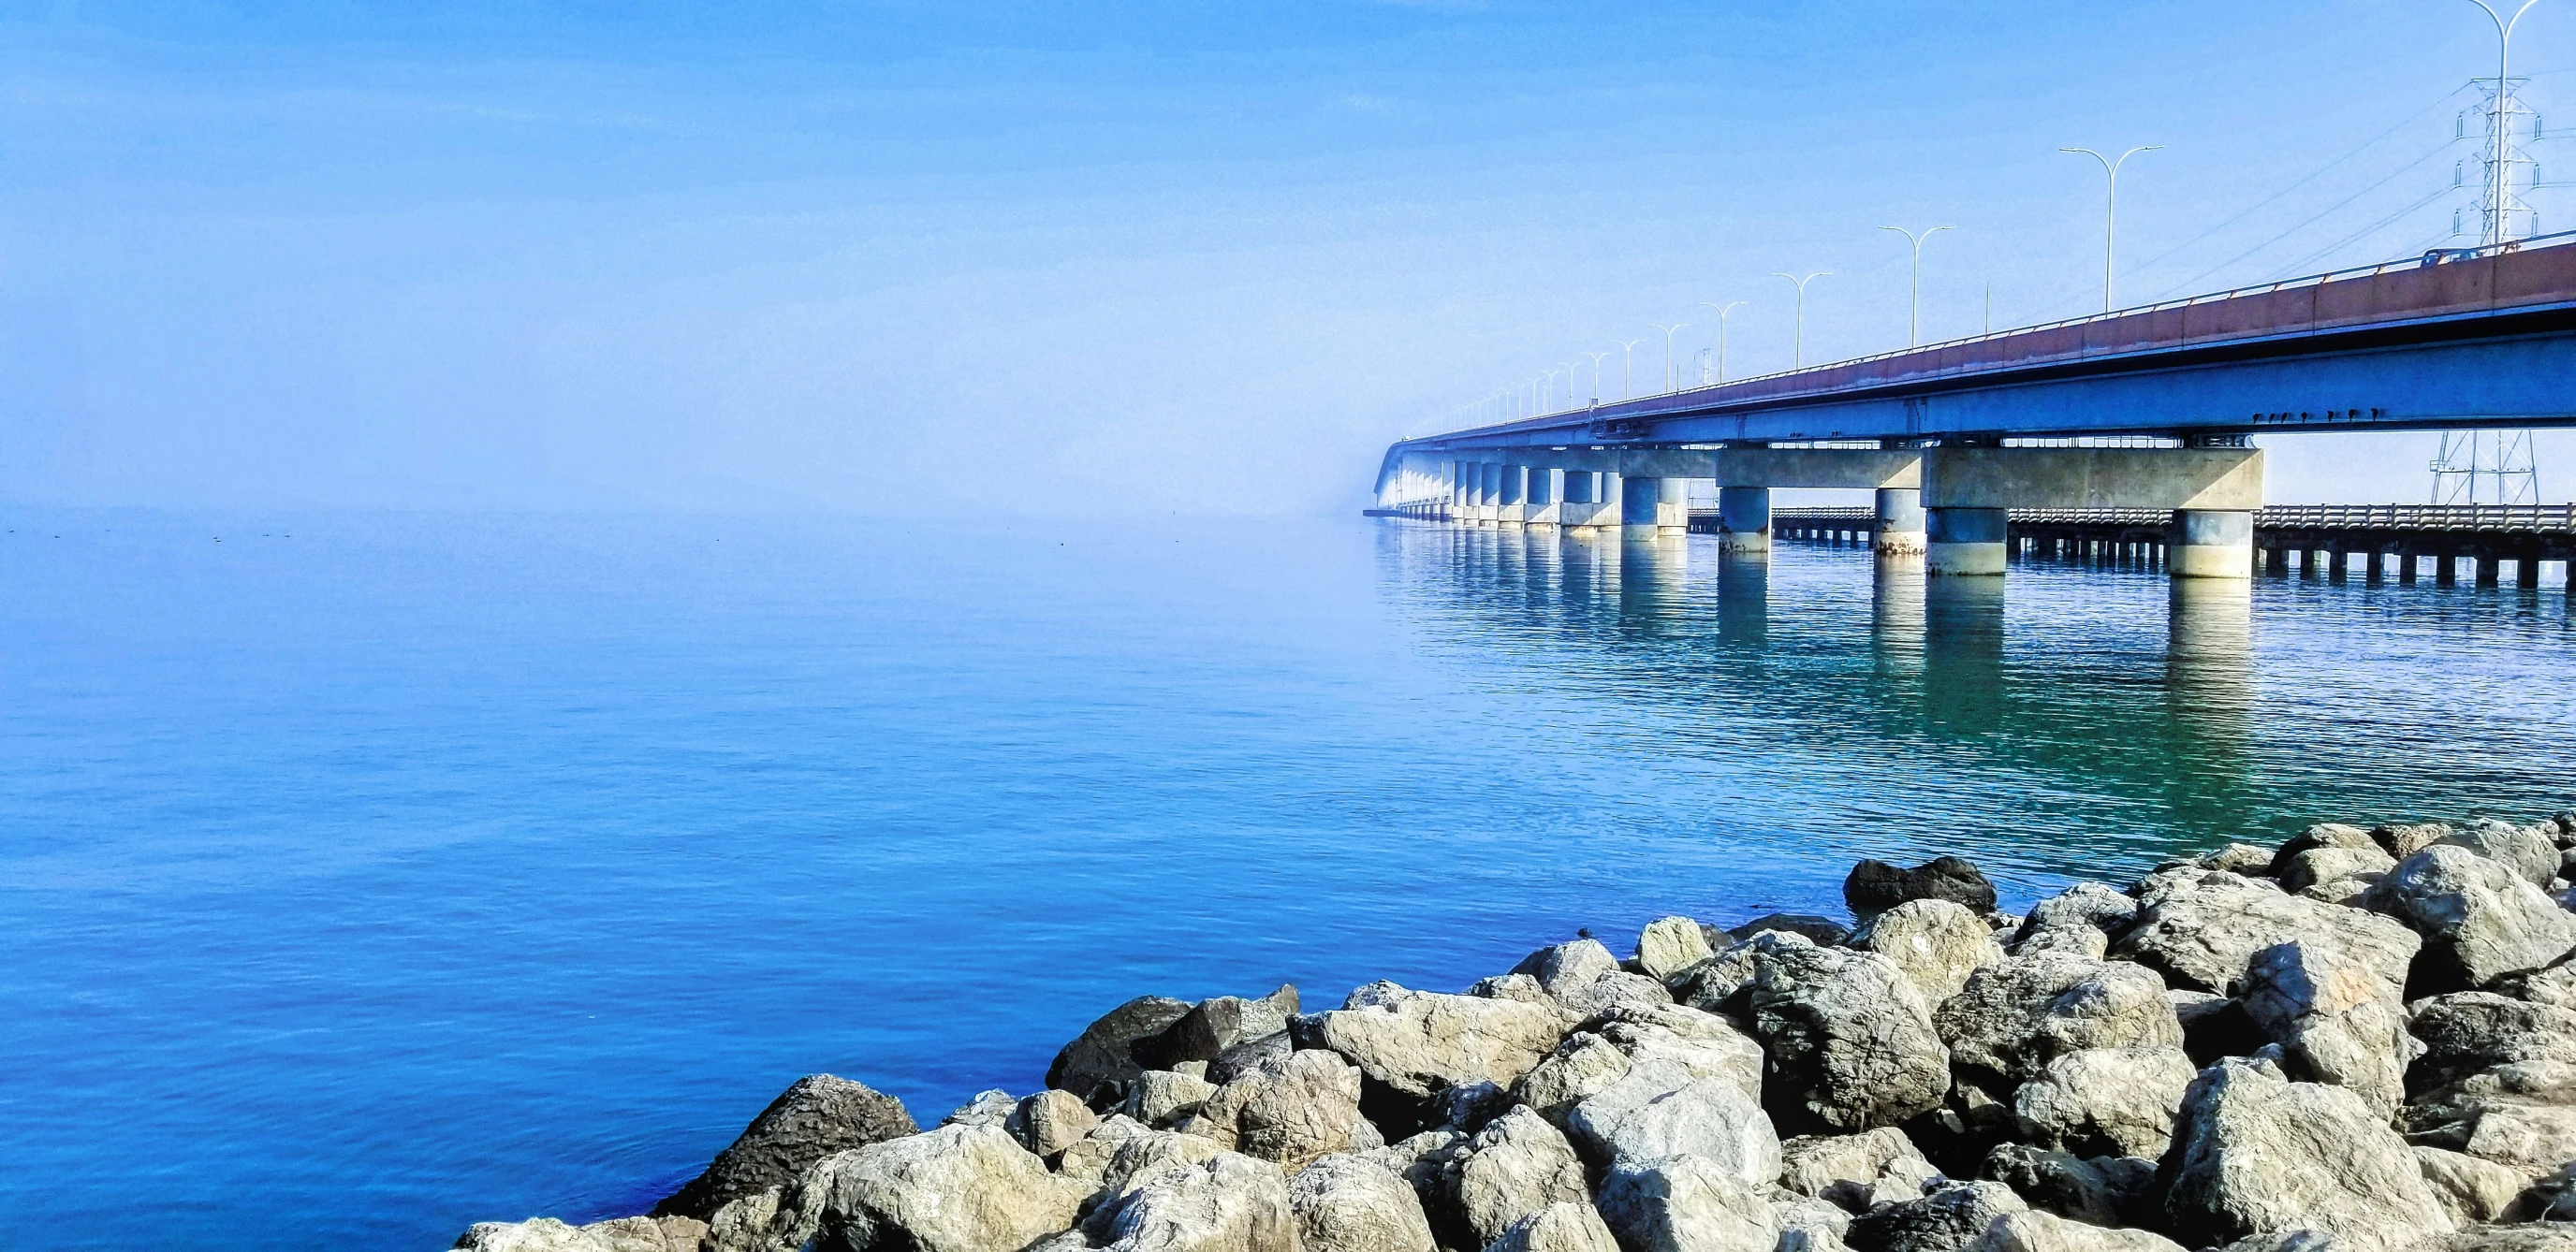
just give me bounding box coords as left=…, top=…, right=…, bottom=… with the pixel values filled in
left=0, top=1, right=2566, bottom=513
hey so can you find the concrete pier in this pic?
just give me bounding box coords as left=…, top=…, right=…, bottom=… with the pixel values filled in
left=1875, top=488, right=1926, bottom=558
left=1716, top=487, right=1772, bottom=554
left=2170, top=510, right=2255, bottom=580
left=1925, top=507, right=2009, bottom=576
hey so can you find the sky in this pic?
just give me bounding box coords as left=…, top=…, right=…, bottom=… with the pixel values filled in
left=0, top=0, right=2569, bottom=516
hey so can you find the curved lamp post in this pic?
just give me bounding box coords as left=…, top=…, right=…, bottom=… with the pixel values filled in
left=2061, top=145, right=2160, bottom=312
left=1584, top=351, right=1611, bottom=403
left=1878, top=225, right=1954, bottom=347
left=1648, top=323, right=1690, bottom=394
left=1698, top=300, right=1748, bottom=384
left=1772, top=272, right=1830, bottom=368
left=1616, top=339, right=1645, bottom=399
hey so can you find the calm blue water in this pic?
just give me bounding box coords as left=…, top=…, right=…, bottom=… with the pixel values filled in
left=6, top=509, right=2574, bottom=1249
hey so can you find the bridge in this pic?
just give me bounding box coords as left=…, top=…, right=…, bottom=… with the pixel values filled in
left=1371, top=234, right=2576, bottom=579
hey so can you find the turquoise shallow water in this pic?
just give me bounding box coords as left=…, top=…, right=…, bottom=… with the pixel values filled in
left=4, top=509, right=2573, bottom=1248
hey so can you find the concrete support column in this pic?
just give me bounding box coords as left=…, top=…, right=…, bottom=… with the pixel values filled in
left=2437, top=553, right=2460, bottom=587
left=1873, top=488, right=1926, bottom=557
left=1528, top=468, right=1557, bottom=507
left=2477, top=555, right=2501, bottom=587
left=2170, top=510, right=2254, bottom=580
left=2399, top=554, right=2420, bottom=585
left=1620, top=474, right=1661, bottom=537
left=1715, top=487, right=1772, bottom=554
left=2518, top=555, right=2545, bottom=590
left=1499, top=465, right=1525, bottom=507
left=1925, top=507, right=2008, bottom=576
left=2261, top=547, right=2288, bottom=577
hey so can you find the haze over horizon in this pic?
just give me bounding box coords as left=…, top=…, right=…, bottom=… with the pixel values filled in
left=3, top=0, right=2571, bottom=517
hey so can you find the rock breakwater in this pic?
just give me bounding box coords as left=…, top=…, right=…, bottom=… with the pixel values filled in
left=460, top=813, right=2576, bottom=1252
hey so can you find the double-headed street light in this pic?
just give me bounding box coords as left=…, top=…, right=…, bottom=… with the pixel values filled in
left=1648, top=323, right=1689, bottom=394
left=1698, top=300, right=1748, bottom=384
left=1878, top=225, right=1954, bottom=348
left=1616, top=339, right=1645, bottom=399
left=2062, top=144, right=2160, bottom=313
left=1584, top=351, right=1612, bottom=403
left=1772, top=272, right=1830, bottom=368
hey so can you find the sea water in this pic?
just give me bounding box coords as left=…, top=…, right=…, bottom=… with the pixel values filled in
left=5, top=509, right=2571, bottom=1248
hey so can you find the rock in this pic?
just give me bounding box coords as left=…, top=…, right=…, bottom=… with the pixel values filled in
left=1050, top=996, right=1195, bottom=1109
left=1846, top=856, right=1999, bottom=918
left=1456, top=1106, right=1590, bottom=1245
left=2159, top=1057, right=2454, bottom=1252
left=2012, top=925, right=2108, bottom=960
left=2412, top=1145, right=2527, bottom=1226
left=2280, top=822, right=2378, bottom=859
left=1007, top=1090, right=1098, bottom=1158
left=1772, top=1195, right=1856, bottom=1252
left=1088, top=1152, right=1294, bottom=1252
left=1594, top=1154, right=1781, bottom=1252
left=2408, top=993, right=2576, bottom=1087
left=1131, top=985, right=1298, bottom=1073
left=2277, top=845, right=2396, bottom=895
left=1284, top=1153, right=1437, bottom=1252
left=1054, top=1114, right=1150, bottom=1190
left=1516, top=1030, right=1636, bottom=1127
left=1304, top=983, right=1571, bottom=1128
left=768, top=1123, right=1082, bottom=1252
left=1090, top=1127, right=1230, bottom=1205
left=1853, top=900, right=2009, bottom=1005
left=1747, top=938, right=1953, bottom=1133
left=2365, top=846, right=2576, bottom=992
left=1842, top=1180, right=2026, bottom=1252
left=1778, top=1128, right=1940, bottom=1213
left=944, top=1088, right=1018, bottom=1129
left=1725, top=913, right=1852, bottom=946
left=2237, top=939, right=2411, bottom=1115
left=2509, top=1161, right=2576, bottom=1220
left=1120, top=1070, right=1219, bottom=1128
left=1206, top=1031, right=1292, bottom=1086
left=1564, top=1056, right=1782, bottom=1186
left=1428, top=1079, right=1510, bottom=1136
left=2201, top=844, right=2278, bottom=876
left=1979, top=1144, right=2153, bottom=1228
left=1587, top=1000, right=1766, bottom=1096
left=702, top=1189, right=780, bottom=1252
left=1935, top=953, right=2180, bottom=1092
left=2405, top=1059, right=2576, bottom=1173
left=1977, top=1210, right=2188, bottom=1252
left=1514, top=939, right=1670, bottom=1015
left=2491, top=954, right=2576, bottom=1010
left=1183, top=1048, right=1360, bottom=1172
left=2441, top=1226, right=2576, bottom=1252
left=2011, top=1045, right=2197, bottom=1158
left=1635, top=916, right=1717, bottom=982
left=2114, top=868, right=2420, bottom=994
left=651, top=1074, right=920, bottom=1220
left=1486, top=1201, right=1621, bottom=1252
left=2377, top=822, right=2457, bottom=859
left=1470, top=973, right=1559, bottom=1007
left=2015, top=883, right=2138, bottom=944
left=2440, top=820, right=2563, bottom=887
left=1668, top=938, right=1770, bottom=1014
left=452, top=1218, right=705, bottom=1252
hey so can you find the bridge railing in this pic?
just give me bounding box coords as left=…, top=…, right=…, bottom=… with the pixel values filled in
left=1446, top=226, right=2576, bottom=432
left=1728, top=504, right=2576, bottom=531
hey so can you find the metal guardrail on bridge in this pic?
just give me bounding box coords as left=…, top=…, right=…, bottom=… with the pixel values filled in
left=1736, top=505, right=2576, bottom=532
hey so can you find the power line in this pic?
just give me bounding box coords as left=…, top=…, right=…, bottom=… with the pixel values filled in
left=2162, top=138, right=2460, bottom=295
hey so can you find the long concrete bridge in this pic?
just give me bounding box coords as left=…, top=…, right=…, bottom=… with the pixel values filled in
left=1372, top=235, right=2576, bottom=577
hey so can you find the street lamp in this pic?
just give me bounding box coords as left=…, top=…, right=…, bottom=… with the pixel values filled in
left=1648, top=323, right=1689, bottom=394
left=1878, top=225, right=1954, bottom=347
left=1616, top=339, right=1645, bottom=399
left=2467, top=0, right=2545, bottom=248
left=1584, top=351, right=1611, bottom=403
left=1561, top=364, right=1583, bottom=410
left=2061, top=145, right=2161, bottom=313
left=1698, top=300, right=1748, bottom=384
left=1772, top=272, right=1830, bottom=368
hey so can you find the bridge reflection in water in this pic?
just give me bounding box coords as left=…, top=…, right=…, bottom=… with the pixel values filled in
left=1373, top=520, right=2576, bottom=876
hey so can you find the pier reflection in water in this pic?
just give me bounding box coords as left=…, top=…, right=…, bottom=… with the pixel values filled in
left=1377, top=521, right=2573, bottom=884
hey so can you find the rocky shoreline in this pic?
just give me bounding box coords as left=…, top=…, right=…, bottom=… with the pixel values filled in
left=461, top=813, right=2576, bottom=1252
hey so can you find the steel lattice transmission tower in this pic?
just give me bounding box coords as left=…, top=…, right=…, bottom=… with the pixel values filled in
left=2434, top=0, right=2546, bottom=504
